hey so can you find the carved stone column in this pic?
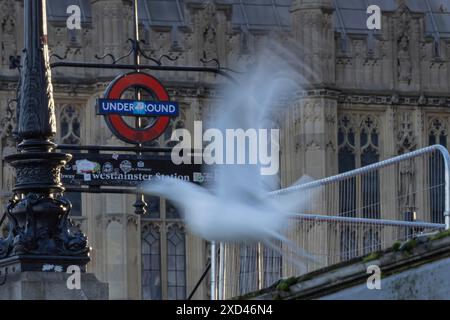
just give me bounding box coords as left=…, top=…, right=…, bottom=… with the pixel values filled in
left=0, top=0, right=89, bottom=272
left=278, top=1, right=338, bottom=278
left=290, top=0, right=335, bottom=86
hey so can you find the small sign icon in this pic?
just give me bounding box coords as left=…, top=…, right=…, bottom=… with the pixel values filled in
left=102, top=162, right=114, bottom=174
left=120, top=160, right=132, bottom=174
left=193, top=172, right=205, bottom=183
left=76, top=159, right=100, bottom=174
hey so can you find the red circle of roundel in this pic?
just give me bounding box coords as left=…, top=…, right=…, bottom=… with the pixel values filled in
left=104, top=72, right=171, bottom=144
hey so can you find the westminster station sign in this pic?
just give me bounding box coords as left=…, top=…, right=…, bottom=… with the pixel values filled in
left=61, top=153, right=214, bottom=187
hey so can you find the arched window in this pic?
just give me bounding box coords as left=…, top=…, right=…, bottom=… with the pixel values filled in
left=167, top=224, right=186, bottom=300
left=141, top=223, right=162, bottom=300
left=428, top=117, right=447, bottom=223
left=337, top=114, right=381, bottom=260
left=238, top=244, right=258, bottom=295
left=141, top=198, right=187, bottom=300
left=263, top=243, right=282, bottom=287
left=360, top=116, right=381, bottom=254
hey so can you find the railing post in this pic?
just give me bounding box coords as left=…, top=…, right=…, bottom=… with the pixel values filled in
left=218, top=242, right=225, bottom=300
left=210, top=241, right=216, bottom=300
left=438, top=146, right=450, bottom=230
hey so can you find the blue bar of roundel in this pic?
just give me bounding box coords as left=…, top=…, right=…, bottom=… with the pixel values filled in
left=96, top=99, right=180, bottom=117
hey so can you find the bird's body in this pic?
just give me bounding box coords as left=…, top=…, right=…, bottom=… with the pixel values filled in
left=147, top=177, right=290, bottom=242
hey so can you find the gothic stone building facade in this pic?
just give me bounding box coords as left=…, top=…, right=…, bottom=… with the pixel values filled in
left=0, top=0, right=450, bottom=299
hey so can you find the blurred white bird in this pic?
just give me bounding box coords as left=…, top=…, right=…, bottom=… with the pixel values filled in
left=146, top=174, right=315, bottom=243
left=144, top=41, right=320, bottom=266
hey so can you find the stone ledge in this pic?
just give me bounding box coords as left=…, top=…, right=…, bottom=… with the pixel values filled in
left=0, top=272, right=108, bottom=300
left=238, top=230, right=450, bottom=300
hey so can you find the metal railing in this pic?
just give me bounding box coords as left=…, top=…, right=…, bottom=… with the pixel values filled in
left=211, top=145, right=450, bottom=299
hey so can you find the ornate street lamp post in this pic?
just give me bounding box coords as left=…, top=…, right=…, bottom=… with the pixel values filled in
left=0, top=0, right=89, bottom=272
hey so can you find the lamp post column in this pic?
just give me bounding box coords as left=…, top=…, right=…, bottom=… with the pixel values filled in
left=0, top=0, right=89, bottom=272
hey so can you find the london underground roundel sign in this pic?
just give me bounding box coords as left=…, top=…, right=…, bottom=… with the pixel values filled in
left=101, top=72, right=178, bottom=144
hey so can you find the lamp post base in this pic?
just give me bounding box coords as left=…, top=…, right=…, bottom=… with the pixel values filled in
left=0, top=271, right=108, bottom=300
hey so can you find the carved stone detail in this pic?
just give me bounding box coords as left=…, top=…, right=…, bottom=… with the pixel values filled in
left=396, top=112, right=416, bottom=154
left=201, top=2, right=218, bottom=62
left=393, top=5, right=416, bottom=86
left=0, top=0, right=17, bottom=67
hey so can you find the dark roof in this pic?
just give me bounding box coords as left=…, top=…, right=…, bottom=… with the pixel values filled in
left=334, top=0, right=450, bottom=38
left=46, top=0, right=450, bottom=38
